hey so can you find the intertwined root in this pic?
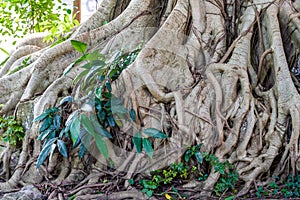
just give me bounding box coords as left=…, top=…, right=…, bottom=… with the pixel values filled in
left=0, top=0, right=299, bottom=199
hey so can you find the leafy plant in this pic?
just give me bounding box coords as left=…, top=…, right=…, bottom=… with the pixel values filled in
left=136, top=144, right=239, bottom=198
left=132, top=128, right=168, bottom=158
left=0, top=0, right=79, bottom=44
left=33, top=107, right=69, bottom=168
left=35, top=41, right=142, bottom=167
left=255, top=175, right=300, bottom=198
left=139, top=162, right=191, bottom=198
left=0, top=116, right=25, bottom=145
left=203, top=153, right=239, bottom=196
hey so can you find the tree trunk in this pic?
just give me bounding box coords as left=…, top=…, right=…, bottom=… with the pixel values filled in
left=73, top=0, right=81, bottom=23
left=0, top=0, right=300, bottom=199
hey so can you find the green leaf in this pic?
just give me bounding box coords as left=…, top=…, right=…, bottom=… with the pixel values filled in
left=111, top=105, right=128, bottom=114
left=36, top=138, right=56, bottom=168
left=73, top=69, right=89, bottom=84
left=90, top=114, right=112, bottom=138
left=70, top=117, right=80, bottom=145
left=132, top=132, right=142, bottom=153
left=128, top=179, right=134, bottom=185
left=142, top=138, right=153, bottom=158
left=107, top=115, right=115, bottom=127
left=78, top=143, right=87, bottom=159
left=65, top=110, right=79, bottom=128
left=184, top=149, right=191, bottom=162
left=33, top=112, right=49, bottom=122
left=225, top=196, right=235, bottom=200
left=86, top=50, right=105, bottom=62
left=48, top=143, right=56, bottom=161
left=0, top=47, right=9, bottom=55
left=195, top=151, right=203, bottom=164
left=40, top=117, right=53, bottom=132
left=80, top=114, right=95, bottom=136
left=143, top=128, right=167, bottom=139
left=105, top=81, right=112, bottom=92
left=130, top=109, right=136, bottom=121
left=94, top=133, right=108, bottom=158
left=63, top=54, right=88, bottom=75
left=71, top=40, right=87, bottom=54
left=57, top=139, right=68, bottom=158
left=66, top=9, right=71, bottom=14
left=53, top=114, right=61, bottom=129
left=38, top=127, right=55, bottom=141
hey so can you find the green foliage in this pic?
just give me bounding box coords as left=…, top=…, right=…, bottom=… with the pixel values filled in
left=35, top=42, right=143, bottom=167
left=0, top=0, right=79, bottom=44
left=34, top=107, right=69, bottom=168
left=255, top=175, right=300, bottom=198
left=0, top=116, right=25, bottom=146
left=202, top=153, right=239, bottom=196
left=139, top=162, right=191, bottom=198
left=137, top=144, right=239, bottom=198
left=132, top=128, right=168, bottom=158
left=184, top=144, right=203, bottom=163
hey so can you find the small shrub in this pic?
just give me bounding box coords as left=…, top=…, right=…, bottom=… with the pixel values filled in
left=0, top=116, right=25, bottom=146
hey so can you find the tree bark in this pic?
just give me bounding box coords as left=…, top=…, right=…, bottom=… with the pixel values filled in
left=0, top=0, right=299, bottom=198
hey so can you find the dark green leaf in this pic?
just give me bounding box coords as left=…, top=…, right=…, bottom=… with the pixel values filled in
left=195, top=144, right=203, bottom=151
left=195, top=151, right=203, bottom=164
left=95, top=86, right=103, bottom=100
left=128, top=179, right=134, bottom=185
left=70, top=117, right=81, bottom=145
left=78, top=143, right=87, bottom=159
left=105, top=81, right=112, bottom=92
left=132, top=132, right=142, bottom=153
left=94, top=134, right=108, bottom=158
left=81, top=114, right=95, bottom=136
left=184, top=149, right=191, bottom=162
left=130, top=109, right=136, bottom=121
left=33, top=112, right=48, bottom=122
left=57, top=139, right=68, bottom=158
left=71, top=40, right=87, bottom=54
left=143, top=128, right=167, bottom=139
left=142, top=138, right=153, bottom=158
left=107, top=115, right=115, bottom=127
left=90, top=115, right=112, bottom=138
left=38, top=126, right=55, bottom=141
left=40, top=117, right=53, bottom=132
left=66, top=9, right=71, bottom=14
left=111, top=105, right=127, bottom=114
left=53, top=114, right=61, bottom=129
left=36, top=138, right=56, bottom=168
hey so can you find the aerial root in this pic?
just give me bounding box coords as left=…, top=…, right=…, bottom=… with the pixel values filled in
left=0, top=132, right=30, bottom=192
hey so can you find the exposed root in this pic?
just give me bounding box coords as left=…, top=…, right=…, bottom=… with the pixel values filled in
left=0, top=0, right=300, bottom=199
